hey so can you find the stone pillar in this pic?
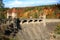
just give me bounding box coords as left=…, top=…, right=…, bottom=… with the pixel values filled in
left=43, top=14, right=46, bottom=26
left=20, top=20, right=23, bottom=24
left=27, top=20, right=28, bottom=24
left=7, top=12, right=9, bottom=18
left=12, top=12, right=17, bottom=18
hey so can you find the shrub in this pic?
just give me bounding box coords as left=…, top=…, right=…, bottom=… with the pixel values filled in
left=54, top=25, right=60, bottom=34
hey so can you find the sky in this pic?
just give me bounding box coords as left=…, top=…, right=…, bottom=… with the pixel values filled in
left=3, top=0, right=60, bottom=8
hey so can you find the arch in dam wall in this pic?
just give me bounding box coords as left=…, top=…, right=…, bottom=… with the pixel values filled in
left=20, top=15, right=46, bottom=26
left=20, top=19, right=43, bottom=24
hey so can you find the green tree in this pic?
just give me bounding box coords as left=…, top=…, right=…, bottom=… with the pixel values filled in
left=33, top=13, right=39, bottom=18
left=0, top=0, right=4, bottom=8
left=54, top=25, right=60, bottom=34
left=0, top=0, right=5, bottom=19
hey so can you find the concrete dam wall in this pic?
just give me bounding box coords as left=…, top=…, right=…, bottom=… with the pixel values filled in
left=16, top=23, right=50, bottom=40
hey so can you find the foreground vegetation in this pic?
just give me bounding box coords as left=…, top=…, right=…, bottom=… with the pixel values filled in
left=54, top=24, right=60, bottom=34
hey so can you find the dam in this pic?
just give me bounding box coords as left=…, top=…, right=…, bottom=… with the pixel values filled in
left=1, top=16, right=59, bottom=40
left=15, top=19, right=60, bottom=40
left=1, top=18, right=60, bottom=40
left=16, top=23, right=50, bottom=40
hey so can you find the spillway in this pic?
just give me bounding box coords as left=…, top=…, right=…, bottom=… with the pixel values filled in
left=16, top=22, right=50, bottom=40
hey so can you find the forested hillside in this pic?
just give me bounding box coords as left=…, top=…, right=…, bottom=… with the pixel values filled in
left=9, top=5, right=60, bottom=19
